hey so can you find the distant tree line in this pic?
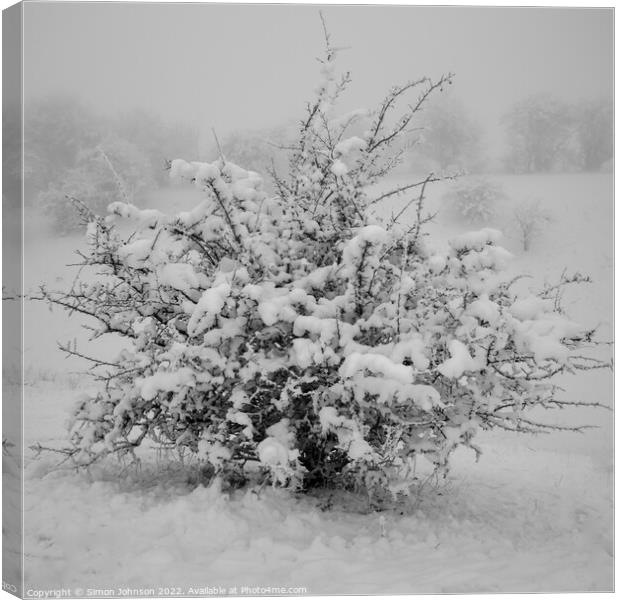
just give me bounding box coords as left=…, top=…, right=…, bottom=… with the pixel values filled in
left=502, top=94, right=612, bottom=174
left=405, top=92, right=612, bottom=175
left=216, top=93, right=612, bottom=178
left=9, top=91, right=611, bottom=233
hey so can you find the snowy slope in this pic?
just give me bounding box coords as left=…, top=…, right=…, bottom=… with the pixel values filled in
left=19, top=396, right=613, bottom=593
left=18, top=173, right=613, bottom=593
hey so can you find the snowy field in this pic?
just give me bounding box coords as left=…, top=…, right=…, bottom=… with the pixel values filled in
left=10, top=172, right=613, bottom=594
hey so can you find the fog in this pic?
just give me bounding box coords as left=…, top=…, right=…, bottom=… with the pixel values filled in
left=24, top=3, right=612, bottom=154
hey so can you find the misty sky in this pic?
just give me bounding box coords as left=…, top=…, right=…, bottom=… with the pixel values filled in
left=23, top=2, right=613, bottom=152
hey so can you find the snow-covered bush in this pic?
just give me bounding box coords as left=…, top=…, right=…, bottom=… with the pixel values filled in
left=511, top=199, right=553, bottom=252
left=40, top=34, right=607, bottom=500
left=442, top=177, right=504, bottom=225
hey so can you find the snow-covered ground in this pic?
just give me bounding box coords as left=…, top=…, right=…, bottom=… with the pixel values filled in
left=13, top=173, right=613, bottom=594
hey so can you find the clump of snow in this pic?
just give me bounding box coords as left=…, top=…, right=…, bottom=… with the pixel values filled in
left=318, top=407, right=373, bottom=460
left=187, top=282, right=232, bottom=336
left=158, top=263, right=202, bottom=293
left=340, top=352, right=414, bottom=385
left=342, top=225, right=390, bottom=270
left=197, top=439, right=232, bottom=466
left=108, top=202, right=167, bottom=230
left=334, top=136, right=367, bottom=156
left=450, top=228, right=502, bottom=252
left=428, top=254, right=447, bottom=274
left=437, top=340, right=479, bottom=379
left=390, top=339, right=430, bottom=371
left=466, top=294, right=500, bottom=325
left=257, top=437, right=290, bottom=466
left=509, top=296, right=554, bottom=320
left=331, top=159, right=349, bottom=177
left=227, top=409, right=254, bottom=438
left=293, top=338, right=337, bottom=369
left=117, top=239, right=154, bottom=267
left=138, top=368, right=195, bottom=401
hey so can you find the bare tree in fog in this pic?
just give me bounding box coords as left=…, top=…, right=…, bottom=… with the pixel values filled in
left=511, top=199, right=553, bottom=252
left=502, top=93, right=612, bottom=174
left=574, top=98, right=613, bottom=172
left=208, top=125, right=291, bottom=177
left=38, top=135, right=156, bottom=234
left=24, top=95, right=101, bottom=203
left=112, top=109, right=200, bottom=184
left=411, top=93, right=483, bottom=174
left=502, top=93, right=573, bottom=174
left=23, top=97, right=202, bottom=233
left=3, top=102, right=22, bottom=211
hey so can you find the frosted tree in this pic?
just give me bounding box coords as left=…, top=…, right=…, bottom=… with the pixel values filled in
left=511, top=199, right=552, bottom=252
left=503, top=94, right=572, bottom=173
left=37, top=27, right=609, bottom=502
left=574, top=98, right=613, bottom=172
left=411, top=93, right=483, bottom=173
left=24, top=95, right=101, bottom=202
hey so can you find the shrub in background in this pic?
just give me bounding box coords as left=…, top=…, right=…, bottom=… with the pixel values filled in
left=442, top=177, right=505, bottom=225
left=511, top=199, right=553, bottom=252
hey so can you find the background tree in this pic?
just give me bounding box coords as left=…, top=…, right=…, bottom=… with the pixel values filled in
left=111, top=109, right=200, bottom=185
left=3, top=102, right=23, bottom=212
left=24, top=95, right=101, bottom=202
left=24, top=98, right=200, bottom=204
left=208, top=125, right=291, bottom=177
left=502, top=94, right=573, bottom=173
left=38, top=135, right=155, bottom=234
left=573, top=97, right=613, bottom=172
left=24, top=95, right=102, bottom=204
left=511, top=199, right=553, bottom=252
left=411, top=93, right=483, bottom=173
left=23, top=98, right=202, bottom=232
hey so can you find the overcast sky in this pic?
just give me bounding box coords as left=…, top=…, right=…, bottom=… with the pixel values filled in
left=23, top=2, right=613, bottom=149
